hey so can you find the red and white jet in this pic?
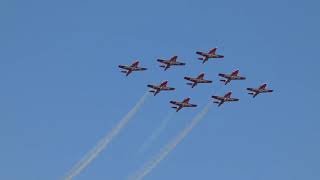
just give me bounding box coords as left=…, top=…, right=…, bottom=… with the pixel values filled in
left=247, top=83, right=273, bottom=98
left=147, top=80, right=175, bottom=96
left=196, top=48, right=224, bottom=64
left=118, top=61, right=147, bottom=76
left=184, top=73, right=213, bottom=88
left=170, top=97, right=197, bottom=112
left=157, top=56, right=186, bottom=71
left=219, top=69, right=246, bottom=85
left=212, top=91, right=239, bottom=107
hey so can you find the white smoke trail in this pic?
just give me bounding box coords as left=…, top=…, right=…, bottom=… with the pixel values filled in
left=139, top=111, right=175, bottom=153
left=64, top=92, right=150, bottom=180
left=130, top=102, right=212, bottom=180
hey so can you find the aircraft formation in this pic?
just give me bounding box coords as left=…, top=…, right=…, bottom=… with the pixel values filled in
left=119, top=48, right=273, bottom=112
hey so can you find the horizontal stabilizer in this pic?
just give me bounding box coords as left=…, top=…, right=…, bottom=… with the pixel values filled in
left=220, top=79, right=226, bottom=82
left=198, top=58, right=204, bottom=60
left=121, top=71, right=127, bottom=73
left=171, top=106, right=177, bottom=109
left=214, top=101, right=220, bottom=104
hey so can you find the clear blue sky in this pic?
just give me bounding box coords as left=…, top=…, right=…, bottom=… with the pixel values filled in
left=1, top=0, right=319, bottom=179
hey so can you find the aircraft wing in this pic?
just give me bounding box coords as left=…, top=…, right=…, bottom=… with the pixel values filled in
left=218, top=73, right=228, bottom=78
left=196, top=51, right=205, bottom=56
left=201, top=79, right=212, bottom=83
left=135, top=67, right=147, bottom=71
left=212, top=95, right=222, bottom=100
left=186, top=103, right=197, bottom=107
left=157, top=59, right=167, bottom=64
left=184, top=77, right=194, bottom=81
left=226, top=98, right=239, bottom=102
left=174, top=62, right=186, bottom=66
left=163, top=87, right=175, bottom=91
left=247, top=88, right=255, bottom=92
left=118, top=65, right=129, bottom=69
left=147, top=85, right=158, bottom=89
left=237, top=76, right=246, bottom=80
left=170, top=101, right=180, bottom=105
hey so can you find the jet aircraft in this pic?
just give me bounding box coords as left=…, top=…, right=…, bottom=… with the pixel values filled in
left=196, top=48, right=224, bottom=64
left=219, top=69, right=246, bottom=85
left=147, top=80, right=175, bottom=96
left=247, top=83, right=273, bottom=98
left=157, top=56, right=186, bottom=71
left=212, top=91, right=239, bottom=107
left=170, top=97, right=197, bottom=112
left=118, top=61, right=147, bottom=76
left=184, top=73, right=212, bottom=88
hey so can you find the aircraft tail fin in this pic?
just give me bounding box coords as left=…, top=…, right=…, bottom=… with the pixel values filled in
left=170, top=56, right=178, bottom=61
left=209, top=48, right=217, bottom=54
left=197, top=73, right=205, bottom=79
